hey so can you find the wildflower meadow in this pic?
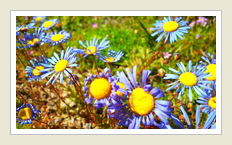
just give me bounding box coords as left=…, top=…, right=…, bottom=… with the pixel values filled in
left=15, top=16, right=217, bottom=129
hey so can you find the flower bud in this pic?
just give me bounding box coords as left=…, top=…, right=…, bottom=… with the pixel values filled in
left=158, top=68, right=165, bottom=77
left=164, top=59, right=168, bottom=64
left=174, top=53, right=180, bottom=60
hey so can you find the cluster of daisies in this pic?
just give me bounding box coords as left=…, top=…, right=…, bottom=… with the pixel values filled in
left=17, top=18, right=66, bottom=48
left=16, top=16, right=216, bottom=129
left=164, top=52, right=216, bottom=129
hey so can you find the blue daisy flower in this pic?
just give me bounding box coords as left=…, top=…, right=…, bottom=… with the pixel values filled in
left=72, top=37, right=110, bottom=57
left=41, top=19, right=60, bottom=31
left=24, top=56, right=49, bottom=82
left=210, top=123, right=216, bottom=129
left=16, top=28, right=46, bottom=49
left=40, top=47, right=79, bottom=85
left=108, top=66, right=172, bottom=129
left=84, top=68, right=119, bottom=109
left=100, top=50, right=124, bottom=63
left=32, top=16, right=48, bottom=23
left=200, top=52, right=216, bottom=65
left=23, top=32, right=34, bottom=41
left=198, top=52, right=216, bottom=81
left=171, top=105, right=201, bottom=129
left=151, top=16, right=191, bottom=43
left=204, top=111, right=216, bottom=129
left=16, top=27, right=21, bottom=36
left=16, top=103, right=40, bottom=125
left=16, top=23, right=35, bottom=36
left=164, top=60, right=214, bottom=101
left=154, top=122, right=173, bottom=129
left=43, top=30, right=72, bottom=46
left=197, top=83, right=216, bottom=129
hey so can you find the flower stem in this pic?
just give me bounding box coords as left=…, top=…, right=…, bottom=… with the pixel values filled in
left=94, top=56, right=99, bottom=75
left=38, top=45, right=45, bottom=56
left=16, top=38, right=31, bottom=60
left=16, top=53, right=26, bottom=68
left=51, top=85, right=72, bottom=109
left=142, top=51, right=160, bottom=70
left=27, top=82, right=36, bottom=102
left=17, top=49, right=30, bottom=61
left=60, top=43, right=64, bottom=50
left=66, top=70, right=83, bottom=98
left=16, top=91, right=28, bottom=103
left=34, top=120, right=51, bottom=128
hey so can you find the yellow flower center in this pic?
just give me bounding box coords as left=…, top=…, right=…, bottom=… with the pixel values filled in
left=32, top=66, right=44, bottom=76
left=85, top=46, right=96, bottom=55
left=36, top=17, right=41, bottom=22
left=28, top=38, right=40, bottom=45
left=90, top=78, right=111, bottom=100
left=208, top=97, right=216, bottom=109
left=20, top=27, right=28, bottom=31
left=179, top=72, right=197, bottom=87
left=116, top=82, right=125, bottom=96
left=129, top=88, right=153, bottom=115
left=205, top=64, right=216, bottom=81
left=19, top=108, right=32, bottom=120
left=44, top=21, right=53, bottom=28
left=33, top=38, right=40, bottom=43
left=187, top=103, right=192, bottom=108
left=52, top=34, right=64, bottom=42
left=55, top=60, right=68, bottom=72
left=56, top=23, right=61, bottom=27
left=163, top=21, right=179, bottom=32
left=28, top=41, right=33, bottom=45
left=105, top=57, right=116, bottom=62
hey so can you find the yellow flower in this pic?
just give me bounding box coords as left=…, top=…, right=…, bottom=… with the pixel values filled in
left=205, top=64, right=216, bottom=81
left=208, top=97, right=216, bottom=109
left=20, top=27, right=28, bottom=31
left=163, top=21, right=179, bottom=32
left=90, top=78, right=111, bottom=100
left=85, top=46, right=97, bottom=55
left=52, top=34, right=64, bottom=42
left=28, top=38, right=40, bottom=45
left=44, top=21, right=53, bottom=28
left=105, top=57, right=116, bottom=63
left=32, top=66, right=44, bottom=76
left=116, top=82, right=125, bottom=96
left=180, top=72, right=197, bottom=87
left=55, top=60, right=68, bottom=72
left=36, top=17, right=41, bottom=22
left=19, top=108, right=32, bottom=120
left=129, top=88, right=153, bottom=115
